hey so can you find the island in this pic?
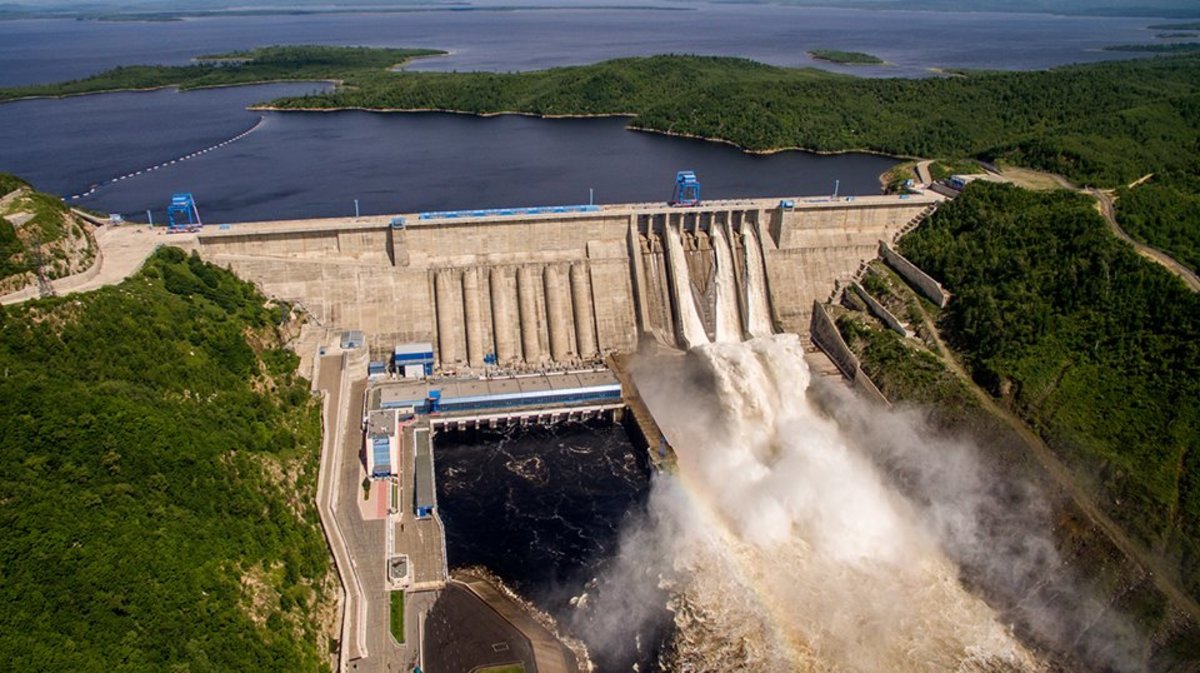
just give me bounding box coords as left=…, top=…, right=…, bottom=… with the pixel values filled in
left=807, top=49, right=886, bottom=65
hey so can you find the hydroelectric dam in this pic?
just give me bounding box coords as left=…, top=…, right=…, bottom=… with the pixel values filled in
left=187, top=190, right=945, bottom=673
left=192, top=193, right=939, bottom=364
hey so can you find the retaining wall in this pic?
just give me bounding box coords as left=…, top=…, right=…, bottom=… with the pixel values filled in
left=809, top=301, right=890, bottom=407
left=851, top=280, right=908, bottom=337
left=879, top=241, right=950, bottom=308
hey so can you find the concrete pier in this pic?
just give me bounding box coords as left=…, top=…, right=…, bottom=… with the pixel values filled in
left=490, top=267, right=518, bottom=366
left=461, top=268, right=485, bottom=367
left=434, top=269, right=463, bottom=366
left=517, top=265, right=542, bottom=364
left=543, top=265, right=572, bottom=362
left=570, top=263, right=597, bottom=359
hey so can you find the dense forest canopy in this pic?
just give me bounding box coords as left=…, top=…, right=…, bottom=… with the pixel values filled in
left=0, top=248, right=332, bottom=671
left=899, top=182, right=1200, bottom=600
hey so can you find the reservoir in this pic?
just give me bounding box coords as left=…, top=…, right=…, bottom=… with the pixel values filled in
left=0, top=84, right=897, bottom=222
left=0, top=2, right=1165, bottom=86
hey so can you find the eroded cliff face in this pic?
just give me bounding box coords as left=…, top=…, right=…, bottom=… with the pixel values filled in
left=0, top=178, right=95, bottom=293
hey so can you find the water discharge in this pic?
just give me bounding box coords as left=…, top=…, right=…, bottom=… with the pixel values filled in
left=664, top=224, right=711, bottom=349
left=742, top=225, right=774, bottom=337
left=711, top=223, right=743, bottom=343
left=631, top=336, right=1044, bottom=672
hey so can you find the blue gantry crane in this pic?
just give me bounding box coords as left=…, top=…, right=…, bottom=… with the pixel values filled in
left=166, top=193, right=202, bottom=233
left=671, top=170, right=701, bottom=207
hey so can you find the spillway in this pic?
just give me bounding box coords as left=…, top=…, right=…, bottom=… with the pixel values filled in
left=637, top=335, right=1044, bottom=672
left=742, top=224, right=774, bottom=338
left=664, top=224, right=710, bottom=349
left=711, top=223, right=743, bottom=343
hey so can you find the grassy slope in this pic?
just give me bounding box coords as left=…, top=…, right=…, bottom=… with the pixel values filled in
left=0, top=248, right=332, bottom=671
left=898, top=182, right=1200, bottom=600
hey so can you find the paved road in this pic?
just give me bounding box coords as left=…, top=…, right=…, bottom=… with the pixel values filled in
left=1089, top=188, right=1200, bottom=293
left=316, top=354, right=367, bottom=669
left=915, top=159, right=933, bottom=186
left=329, top=373, right=417, bottom=673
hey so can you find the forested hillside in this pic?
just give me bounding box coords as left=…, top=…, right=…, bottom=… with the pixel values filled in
left=0, top=248, right=333, bottom=671
left=1116, top=173, right=1200, bottom=273
left=259, top=53, right=1200, bottom=187
left=899, top=182, right=1200, bottom=601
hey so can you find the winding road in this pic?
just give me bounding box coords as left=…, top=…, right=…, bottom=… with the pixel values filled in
left=1088, top=187, right=1200, bottom=292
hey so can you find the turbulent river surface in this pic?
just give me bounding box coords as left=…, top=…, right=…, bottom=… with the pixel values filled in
left=432, top=338, right=1053, bottom=672
left=434, top=421, right=670, bottom=671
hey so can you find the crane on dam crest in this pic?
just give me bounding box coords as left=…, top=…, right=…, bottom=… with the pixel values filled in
left=671, top=170, right=702, bottom=207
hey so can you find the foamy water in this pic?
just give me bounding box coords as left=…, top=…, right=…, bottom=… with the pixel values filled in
left=636, top=336, right=1045, bottom=672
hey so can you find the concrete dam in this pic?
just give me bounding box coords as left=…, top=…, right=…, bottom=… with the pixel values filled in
left=193, top=194, right=939, bottom=366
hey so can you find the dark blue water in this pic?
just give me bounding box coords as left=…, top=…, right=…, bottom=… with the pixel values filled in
left=0, top=1, right=1164, bottom=222
left=435, top=421, right=666, bottom=672
left=0, top=2, right=1168, bottom=87
left=0, top=84, right=896, bottom=222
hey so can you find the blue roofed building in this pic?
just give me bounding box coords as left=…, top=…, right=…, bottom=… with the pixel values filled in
left=365, top=409, right=398, bottom=479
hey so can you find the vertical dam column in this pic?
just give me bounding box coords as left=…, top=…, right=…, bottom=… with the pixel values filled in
left=570, top=263, right=597, bottom=359
left=543, top=266, right=572, bottom=363
left=462, top=268, right=485, bottom=367
left=490, top=267, right=519, bottom=366
left=665, top=224, right=711, bottom=349
left=434, top=269, right=463, bottom=365
left=517, top=266, right=542, bottom=364
left=743, top=224, right=774, bottom=337
left=711, top=223, right=743, bottom=343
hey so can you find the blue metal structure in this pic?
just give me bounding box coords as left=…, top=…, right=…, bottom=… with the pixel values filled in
left=419, top=204, right=600, bottom=221
left=393, top=342, right=435, bottom=376
left=379, top=383, right=622, bottom=415
left=166, top=193, right=201, bottom=232
left=370, top=436, right=392, bottom=478
left=671, top=170, right=701, bottom=207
